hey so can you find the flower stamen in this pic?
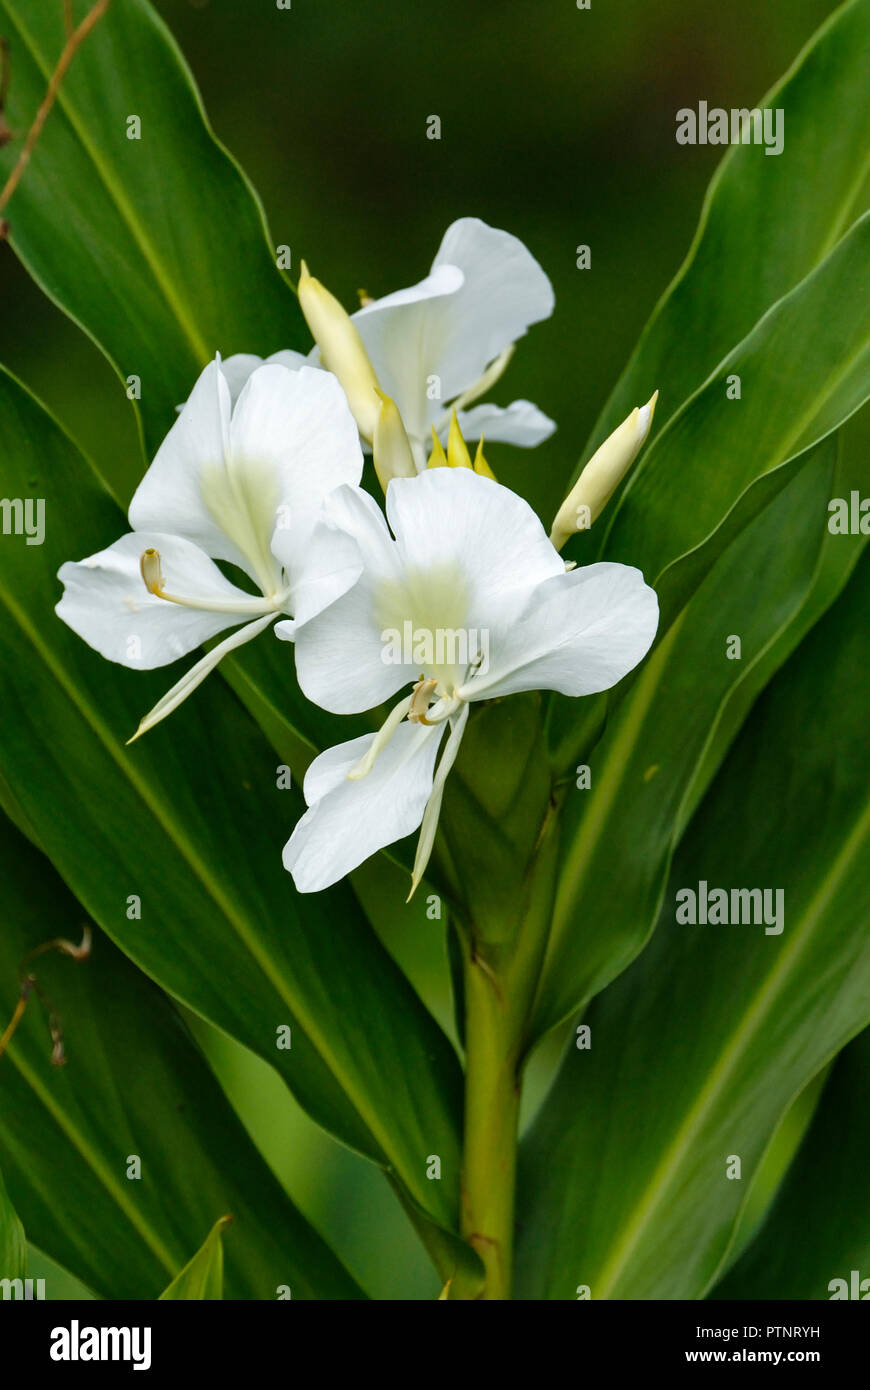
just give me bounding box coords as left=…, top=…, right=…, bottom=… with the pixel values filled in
left=408, top=676, right=440, bottom=724
left=138, top=547, right=284, bottom=616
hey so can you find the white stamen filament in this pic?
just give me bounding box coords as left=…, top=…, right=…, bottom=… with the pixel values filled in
left=139, top=547, right=287, bottom=615
left=347, top=694, right=413, bottom=780
left=346, top=683, right=463, bottom=785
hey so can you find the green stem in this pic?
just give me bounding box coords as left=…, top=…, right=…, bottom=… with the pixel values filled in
left=459, top=951, right=521, bottom=1299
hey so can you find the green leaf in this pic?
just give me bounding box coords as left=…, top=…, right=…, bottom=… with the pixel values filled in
left=0, top=814, right=366, bottom=1300
left=712, top=1026, right=870, bottom=1300
left=159, top=1216, right=231, bottom=1300
left=0, top=365, right=464, bottom=1240
left=0, top=0, right=306, bottom=481
left=0, top=1159, right=26, bottom=1284
left=676, top=406, right=870, bottom=836
left=532, top=437, right=847, bottom=1039
left=599, top=210, right=870, bottom=627
left=547, top=214, right=870, bottom=779
left=575, top=0, right=870, bottom=469
left=518, top=549, right=870, bottom=1298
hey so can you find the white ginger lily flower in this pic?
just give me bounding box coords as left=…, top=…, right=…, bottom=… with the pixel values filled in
left=56, top=357, right=364, bottom=740
left=224, top=218, right=557, bottom=471
left=280, top=468, right=659, bottom=895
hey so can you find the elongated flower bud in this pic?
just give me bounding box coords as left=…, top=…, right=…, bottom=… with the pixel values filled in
left=298, top=261, right=381, bottom=441
left=549, top=391, right=658, bottom=550
left=372, top=390, right=417, bottom=491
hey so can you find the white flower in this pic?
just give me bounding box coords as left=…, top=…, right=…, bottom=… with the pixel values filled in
left=280, top=468, right=659, bottom=894
left=225, top=218, right=557, bottom=470
left=57, top=357, right=364, bottom=739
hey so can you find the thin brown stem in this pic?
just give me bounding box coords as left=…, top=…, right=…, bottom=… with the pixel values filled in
left=0, top=0, right=111, bottom=234
left=0, top=926, right=92, bottom=1066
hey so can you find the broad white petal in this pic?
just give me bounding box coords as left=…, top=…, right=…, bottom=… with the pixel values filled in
left=132, top=361, right=362, bottom=594
left=348, top=265, right=463, bottom=442
left=447, top=399, right=556, bottom=448
left=270, top=507, right=363, bottom=632
left=292, top=485, right=409, bottom=713
left=460, top=562, right=659, bottom=702
left=284, top=721, right=445, bottom=892
left=428, top=218, right=553, bottom=401
left=229, top=364, right=363, bottom=518
left=385, top=468, right=564, bottom=622
left=129, top=359, right=244, bottom=570
left=352, top=219, right=552, bottom=442
left=56, top=531, right=260, bottom=669
left=202, top=364, right=362, bottom=594
left=218, top=349, right=312, bottom=405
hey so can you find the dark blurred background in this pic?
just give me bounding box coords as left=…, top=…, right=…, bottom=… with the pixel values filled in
left=1, top=0, right=843, bottom=1300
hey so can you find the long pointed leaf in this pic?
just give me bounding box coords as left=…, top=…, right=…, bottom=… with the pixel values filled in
left=519, top=549, right=870, bottom=1298
left=0, top=814, right=366, bottom=1299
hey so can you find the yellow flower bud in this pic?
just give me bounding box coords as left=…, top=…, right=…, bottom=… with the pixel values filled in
left=549, top=391, right=658, bottom=550
left=472, top=437, right=496, bottom=480
left=446, top=410, right=474, bottom=469
left=298, top=260, right=381, bottom=441
left=372, top=390, right=417, bottom=492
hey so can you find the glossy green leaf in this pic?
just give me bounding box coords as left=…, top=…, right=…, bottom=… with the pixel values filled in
left=0, top=365, right=464, bottom=1238
left=0, top=814, right=366, bottom=1300
left=712, top=1027, right=870, bottom=1300
left=599, top=211, right=870, bottom=626
left=0, top=1160, right=26, bottom=1284
left=518, top=549, right=870, bottom=1298
left=532, top=437, right=848, bottom=1038
left=575, top=0, right=870, bottom=470
left=547, top=212, right=870, bottom=778
left=159, top=1216, right=231, bottom=1300
left=677, top=407, right=870, bottom=835
left=0, top=0, right=305, bottom=481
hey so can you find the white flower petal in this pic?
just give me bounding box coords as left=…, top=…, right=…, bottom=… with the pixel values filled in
left=229, top=364, right=363, bottom=517
left=429, top=218, right=554, bottom=392
left=56, top=531, right=261, bottom=669
left=292, top=485, right=409, bottom=713
left=351, top=218, right=553, bottom=441
left=460, top=562, right=659, bottom=702
left=129, top=359, right=244, bottom=569
left=219, top=349, right=312, bottom=405
left=132, top=360, right=362, bottom=593
left=447, top=399, right=556, bottom=448
left=270, top=507, right=363, bottom=633
left=385, top=468, right=564, bottom=621
left=284, top=721, right=445, bottom=892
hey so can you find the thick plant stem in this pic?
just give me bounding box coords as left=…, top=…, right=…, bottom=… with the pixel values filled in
left=460, top=950, right=521, bottom=1300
